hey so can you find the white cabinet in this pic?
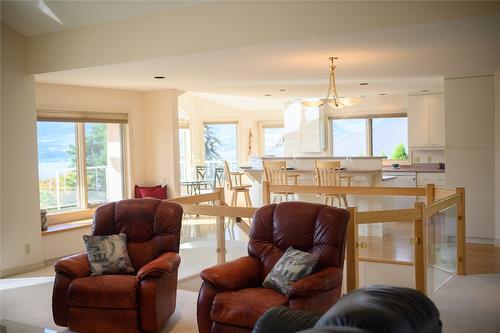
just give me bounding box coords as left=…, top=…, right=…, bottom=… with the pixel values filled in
left=284, top=102, right=326, bottom=153
left=429, top=94, right=445, bottom=147
left=408, top=94, right=445, bottom=148
left=416, top=173, right=446, bottom=187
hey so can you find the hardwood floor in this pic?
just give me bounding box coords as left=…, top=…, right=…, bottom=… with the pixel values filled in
left=465, top=243, right=500, bottom=275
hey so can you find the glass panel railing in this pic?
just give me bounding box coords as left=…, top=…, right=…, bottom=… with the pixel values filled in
left=356, top=221, right=416, bottom=289
left=179, top=214, right=219, bottom=280
left=225, top=217, right=250, bottom=262
left=426, top=205, right=457, bottom=294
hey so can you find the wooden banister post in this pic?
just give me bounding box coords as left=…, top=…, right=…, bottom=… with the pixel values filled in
left=263, top=180, right=271, bottom=205
left=426, top=183, right=435, bottom=204
left=346, top=206, right=358, bottom=293
left=456, top=187, right=466, bottom=275
left=413, top=201, right=426, bottom=294
left=217, top=187, right=225, bottom=206
left=216, top=215, right=226, bottom=264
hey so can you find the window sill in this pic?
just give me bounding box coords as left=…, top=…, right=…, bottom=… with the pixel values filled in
left=42, top=219, right=92, bottom=236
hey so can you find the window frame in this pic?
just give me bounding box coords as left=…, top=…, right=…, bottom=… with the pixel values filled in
left=37, top=111, right=128, bottom=224
left=257, top=120, right=285, bottom=157
left=329, top=113, right=408, bottom=160
left=202, top=121, right=240, bottom=167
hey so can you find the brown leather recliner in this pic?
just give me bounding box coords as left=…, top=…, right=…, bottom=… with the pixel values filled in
left=52, top=199, right=183, bottom=333
left=197, top=201, right=350, bottom=333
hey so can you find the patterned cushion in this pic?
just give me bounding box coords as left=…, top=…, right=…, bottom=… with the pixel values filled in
left=262, top=247, right=319, bottom=296
left=83, top=233, right=135, bottom=276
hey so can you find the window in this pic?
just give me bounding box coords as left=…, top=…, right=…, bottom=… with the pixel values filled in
left=37, top=121, right=125, bottom=214
left=179, top=126, right=191, bottom=181
left=372, top=117, right=408, bottom=160
left=332, top=119, right=368, bottom=157
left=263, top=127, right=285, bottom=156
left=330, top=115, right=408, bottom=160
left=204, top=123, right=238, bottom=171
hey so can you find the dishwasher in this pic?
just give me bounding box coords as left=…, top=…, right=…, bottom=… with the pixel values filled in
left=383, top=171, right=417, bottom=209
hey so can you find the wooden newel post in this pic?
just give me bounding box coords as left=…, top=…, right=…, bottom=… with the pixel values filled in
left=413, top=201, right=426, bottom=294
left=216, top=215, right=226, bottom=264
left=217, top=187, right=225, bottom=206
left=262, top=180, right=271, bottom=205
left=456, top=187, right=466, bottom=275
left=346, top=206, right=358, bottom=293
left=426, top=183, right=435, bottom=204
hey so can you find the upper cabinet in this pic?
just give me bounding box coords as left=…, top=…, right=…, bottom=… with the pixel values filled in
left=408, top=94, right=445, bottom=148
left=284, top=102, right=326, bottom=153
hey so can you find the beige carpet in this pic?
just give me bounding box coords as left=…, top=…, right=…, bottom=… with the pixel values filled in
left=0, top=279, right=198, bottom=333
left=431, top=273, right=500, bottom=333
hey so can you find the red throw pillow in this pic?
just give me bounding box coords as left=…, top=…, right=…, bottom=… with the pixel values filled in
left=134, top=185, right=167, bottom=199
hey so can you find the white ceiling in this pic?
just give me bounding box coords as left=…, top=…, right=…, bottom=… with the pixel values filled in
left=1, top=0, right=205, bottom=37
left=34, top=13, right=500, bottom=100
left=3, top=1, right=500, bottom=107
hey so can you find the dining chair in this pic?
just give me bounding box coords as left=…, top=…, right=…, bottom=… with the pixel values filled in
left=262, top=160, right=300, bottom=202
left=223, top=161, right=252, bottom=207
left=314, top=160, right=352, bottom=207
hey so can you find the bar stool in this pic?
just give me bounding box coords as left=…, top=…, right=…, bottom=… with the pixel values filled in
left=314, top=160, right=352, bottom=207
left=262, top=160, right=300, bottom=202
left=223, top=161, right=252, bottom=207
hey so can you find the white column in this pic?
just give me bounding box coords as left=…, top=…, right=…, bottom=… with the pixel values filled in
left=144, top=90, right=181, bottom=198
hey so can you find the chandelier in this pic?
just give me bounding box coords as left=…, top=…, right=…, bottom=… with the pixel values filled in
left=301, top=57, right=361, bottom=109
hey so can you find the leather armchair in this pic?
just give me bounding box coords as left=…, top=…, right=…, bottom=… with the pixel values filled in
left=197, top=202, right=350, bottom=333
left=52, top=199, right=183, bottom=333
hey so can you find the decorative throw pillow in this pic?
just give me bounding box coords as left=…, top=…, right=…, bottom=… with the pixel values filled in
left=134, top=184, right=167, bottom=199
left=83, top=233, right=135, bottom=276
left=262, top=247, right=320, bottom=296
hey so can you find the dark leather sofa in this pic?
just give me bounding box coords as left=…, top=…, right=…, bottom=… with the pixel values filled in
left=197, top=202, right=350, bottom=333
left=253, top=286, right=442, bottom=333
left=52, top=199, right=183, bottom=333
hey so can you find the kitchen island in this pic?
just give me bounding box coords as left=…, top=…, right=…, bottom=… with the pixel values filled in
left=242, top=156, right=389, bottom=207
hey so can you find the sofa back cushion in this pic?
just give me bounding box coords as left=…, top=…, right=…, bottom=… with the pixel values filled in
left=249, top=202, right=349, bottom=279
left=92, top=199, right=182, bottom=271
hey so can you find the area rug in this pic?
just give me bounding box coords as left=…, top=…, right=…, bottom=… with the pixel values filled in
left=431, top=273, right=500, bottom=333
left=0, top=278, right=198, bottom=333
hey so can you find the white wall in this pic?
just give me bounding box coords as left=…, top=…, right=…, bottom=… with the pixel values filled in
left=144, top=90, right=181, bottom=197
left=1, top=24, right=43, bottom=275
left=35, top=83, right=148, bottom=194
left=444, top=75, right=495, bottom=240
left=495, top=71, right=500, bottom=243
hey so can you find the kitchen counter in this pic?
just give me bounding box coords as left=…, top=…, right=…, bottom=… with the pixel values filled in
left=382, top=164, right=445, bottom=173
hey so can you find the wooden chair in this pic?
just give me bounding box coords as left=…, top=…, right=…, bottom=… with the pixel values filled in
left=223, top=161, right=252, bottom=207
left=262, top=160, right=300, bottom=202
left=314, top=160, right=352, bottom=207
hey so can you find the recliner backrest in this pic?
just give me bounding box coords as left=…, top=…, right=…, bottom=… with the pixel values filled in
left=248, top=202, right=349, bottom=280
left=92, top=199, right=183, bottom=271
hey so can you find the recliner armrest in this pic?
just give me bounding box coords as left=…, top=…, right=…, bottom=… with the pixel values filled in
left=54, top=252, right=91, bottom=279
left=137, top=252, right=180, bottom=280
left=253, top=306, right=321, bottom=333
left=288, top=267, right=343, bottom=298
left=200, top=256, right=261, bottom=291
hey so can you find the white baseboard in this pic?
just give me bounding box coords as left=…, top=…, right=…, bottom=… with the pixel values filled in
left=0, top=262, right=45, bottom=278
left=466, top=237, right=500, bottom=245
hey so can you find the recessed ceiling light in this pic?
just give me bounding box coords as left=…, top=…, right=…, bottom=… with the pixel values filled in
left=379, top=93, right=387, bottom=96
left=359, top=83, right=369, bottom=86
left=154, top=76, right=166, bottom=79
left=264, top=94, right=272, bottom=97
left=279, top=89, right=287, bottom=92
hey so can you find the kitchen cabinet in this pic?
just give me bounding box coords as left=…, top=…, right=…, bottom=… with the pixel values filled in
left=408, top=94, right=445, bottom=148
left=284, top=102, right=326, bottom=153
left=416, top=173, right=446, bottom=187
